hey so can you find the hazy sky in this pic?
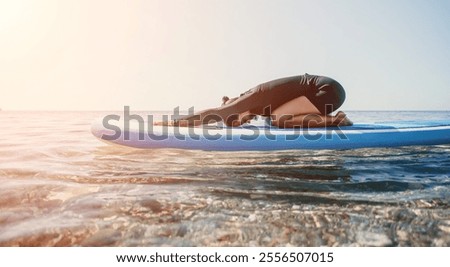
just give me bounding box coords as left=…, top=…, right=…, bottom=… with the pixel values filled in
left=1, top=0, right=449, bottom=111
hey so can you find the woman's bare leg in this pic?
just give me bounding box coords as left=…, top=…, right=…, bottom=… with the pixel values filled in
left=274, top=112, right=353, bottom=128
left=271, top=96, right=353, bottom=128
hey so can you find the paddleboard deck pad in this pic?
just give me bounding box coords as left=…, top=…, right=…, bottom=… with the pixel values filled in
left=91, top=119, right=450, bottom=151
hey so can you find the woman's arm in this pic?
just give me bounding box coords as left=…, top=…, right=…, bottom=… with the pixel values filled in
left=153, top=108, right=219, bottom=127
left=155, top=88, right=260, bottom=127
left=175, top=108, right=222, bottom=127
left=155, top=106, right=254, bottom=127
left=175, top=108, right=251, bottom=127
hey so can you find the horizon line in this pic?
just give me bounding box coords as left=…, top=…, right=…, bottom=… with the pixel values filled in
left=1, top=109, right=450, bottom=112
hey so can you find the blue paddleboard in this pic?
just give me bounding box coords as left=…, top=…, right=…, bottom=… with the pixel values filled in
left=91, top=119, right=450, bottom=151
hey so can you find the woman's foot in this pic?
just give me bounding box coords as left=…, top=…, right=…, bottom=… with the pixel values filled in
left=335, top=111, right=353, bottom=126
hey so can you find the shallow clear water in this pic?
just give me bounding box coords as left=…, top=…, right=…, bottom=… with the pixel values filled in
left=0, top=111, right=449, bottom=246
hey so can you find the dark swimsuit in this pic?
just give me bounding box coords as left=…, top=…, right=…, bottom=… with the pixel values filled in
left=178, top=73, right=346, bottom=125
left=240, top=73, right=346, bottom=116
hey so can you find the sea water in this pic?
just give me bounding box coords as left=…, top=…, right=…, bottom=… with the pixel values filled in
left=0, top=111, right=449, bottom=246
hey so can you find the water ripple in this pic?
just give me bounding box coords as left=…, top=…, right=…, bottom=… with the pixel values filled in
left=0, top=111, right=449, bottom=246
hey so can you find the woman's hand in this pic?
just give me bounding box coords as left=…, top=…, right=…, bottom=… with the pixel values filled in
left=153, top=120, right=190, bottom=127
left=153, top=121, right=174, bottom=126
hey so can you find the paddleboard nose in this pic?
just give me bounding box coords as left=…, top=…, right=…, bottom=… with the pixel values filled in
left=91, top=118, right=117, bottom=140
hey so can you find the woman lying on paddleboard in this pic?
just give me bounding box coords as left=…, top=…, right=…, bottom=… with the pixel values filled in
left=157, top=73, right=353, bottom=128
